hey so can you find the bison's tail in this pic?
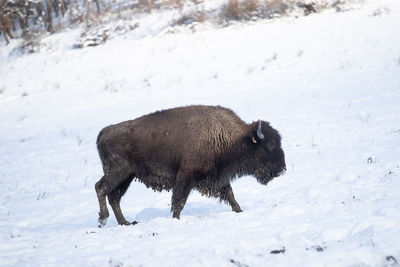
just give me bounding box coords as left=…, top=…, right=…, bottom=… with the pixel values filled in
left=96, top=129, right=105, bottom=145
left=96, top=129, right=110, bottom=168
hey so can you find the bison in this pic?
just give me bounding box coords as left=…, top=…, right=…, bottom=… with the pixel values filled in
left=95, top=105, right=286, bottom=227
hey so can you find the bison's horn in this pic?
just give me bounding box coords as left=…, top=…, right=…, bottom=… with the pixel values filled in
left=257, top=120, right=264, bottom=140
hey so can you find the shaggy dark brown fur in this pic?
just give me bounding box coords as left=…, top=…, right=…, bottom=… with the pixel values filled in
left=95, top=105, right=286, bottom=227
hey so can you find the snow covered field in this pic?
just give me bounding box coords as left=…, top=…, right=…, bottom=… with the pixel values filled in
left=1, top=0, right=400, bottom=266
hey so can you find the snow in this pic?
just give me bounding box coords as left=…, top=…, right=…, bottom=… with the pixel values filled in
left=1, top=0, right=400, bottom=266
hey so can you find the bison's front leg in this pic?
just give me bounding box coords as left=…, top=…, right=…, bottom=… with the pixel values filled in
left=171, top=171, right=193, bottom=219
left=219, top=184, right=243, bottom=213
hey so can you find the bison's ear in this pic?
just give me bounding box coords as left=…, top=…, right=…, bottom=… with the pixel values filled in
left=250, top=133, right=263, bottom=144
left=250, top=120, right=264, bottom=144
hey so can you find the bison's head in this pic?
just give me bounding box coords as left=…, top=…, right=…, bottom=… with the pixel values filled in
left=249, top=120, right=286, bottom=185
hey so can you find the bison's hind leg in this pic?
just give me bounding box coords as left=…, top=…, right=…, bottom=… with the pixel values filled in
left=108, top=177, right=135, bottom=226
left=95, top=176, right=110, bottom=228
left=95, top=172, right=135, bottom=227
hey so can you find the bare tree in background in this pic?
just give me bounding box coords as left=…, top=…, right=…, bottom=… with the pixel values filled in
left=0, top=0, right=106, bottom=43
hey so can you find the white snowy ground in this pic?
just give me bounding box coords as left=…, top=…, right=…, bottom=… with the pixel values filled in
left=1, top=0, right=400, bottom=266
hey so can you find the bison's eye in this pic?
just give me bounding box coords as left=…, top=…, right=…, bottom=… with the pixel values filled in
left=266, top=140, right=276, bottom=152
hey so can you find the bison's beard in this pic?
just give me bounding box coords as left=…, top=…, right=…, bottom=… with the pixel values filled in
left=254, top=168, right=274, bottom=185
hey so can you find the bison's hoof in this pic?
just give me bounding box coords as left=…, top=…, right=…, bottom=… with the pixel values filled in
left=98, top=217, right=108, bottom=228
left=233, top=207, right=243, bottom=213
